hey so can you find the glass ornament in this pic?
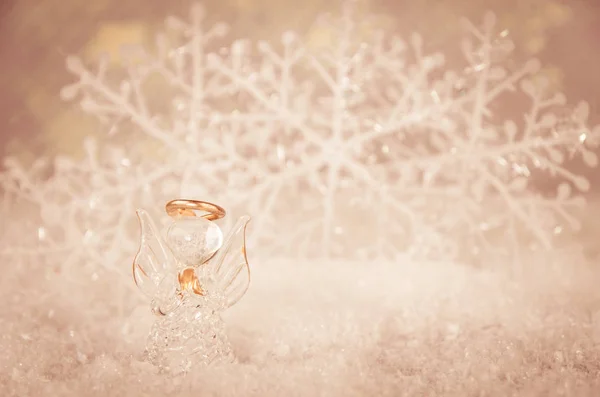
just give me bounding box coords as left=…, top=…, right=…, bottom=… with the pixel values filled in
left=133, top=208, right=250, bottom=374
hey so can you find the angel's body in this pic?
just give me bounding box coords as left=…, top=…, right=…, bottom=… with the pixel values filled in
left=133, top=201, right=250, bottom=374
left=145, top=288, right=234, bottom=373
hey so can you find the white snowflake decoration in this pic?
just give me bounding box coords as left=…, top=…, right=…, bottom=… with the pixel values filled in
left=1, top=3, right=598, bottom=275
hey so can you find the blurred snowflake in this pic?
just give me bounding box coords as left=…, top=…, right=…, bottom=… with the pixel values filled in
left=1, top=3, right=598, bottom=276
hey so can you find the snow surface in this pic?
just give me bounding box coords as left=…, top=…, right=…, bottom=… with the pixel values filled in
left=2, top=254, right=600, bottom=396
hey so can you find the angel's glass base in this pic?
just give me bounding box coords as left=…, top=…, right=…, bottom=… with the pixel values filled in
left=145, top=293, right=234, bottom=374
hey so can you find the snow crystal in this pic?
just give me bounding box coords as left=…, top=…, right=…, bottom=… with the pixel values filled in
left=2, top=3, right=597, bottom=272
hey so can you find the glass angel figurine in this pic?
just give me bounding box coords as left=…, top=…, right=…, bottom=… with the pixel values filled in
left=132, top=199, right=251, bottom=374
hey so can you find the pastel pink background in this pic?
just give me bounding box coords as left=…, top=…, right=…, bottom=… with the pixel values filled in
left=1, top=0, right=599, bottom=186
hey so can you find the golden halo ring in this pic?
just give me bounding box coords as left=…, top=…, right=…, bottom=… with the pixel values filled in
left=165, top=199, right=226, bottom=221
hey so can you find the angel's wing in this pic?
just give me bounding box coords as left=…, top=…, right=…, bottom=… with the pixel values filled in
left=207, top=215, right=251, bottom=309
left=133, top=209, right=174, bottom=298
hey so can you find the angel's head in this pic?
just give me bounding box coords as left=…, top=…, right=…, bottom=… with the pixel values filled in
left=165, top=217, right=224, bottom=267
